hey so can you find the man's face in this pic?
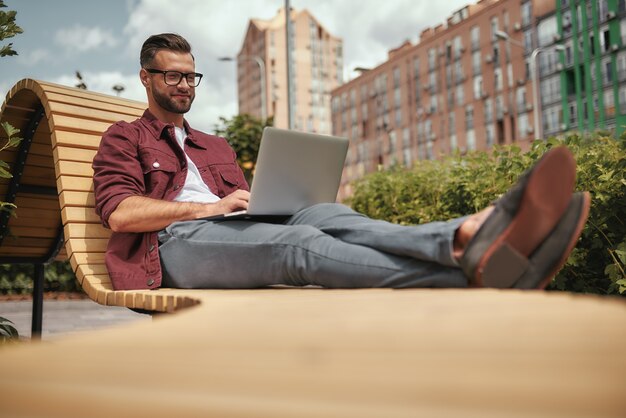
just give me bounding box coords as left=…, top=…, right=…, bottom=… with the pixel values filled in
left=143, top=50, right=196, bottom=114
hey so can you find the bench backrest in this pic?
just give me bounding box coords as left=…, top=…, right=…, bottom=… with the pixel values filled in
left=0, top=79, right=198, bottom=312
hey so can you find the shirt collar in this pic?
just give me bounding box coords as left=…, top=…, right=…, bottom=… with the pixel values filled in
left=140, top=109, right=207, bottom=149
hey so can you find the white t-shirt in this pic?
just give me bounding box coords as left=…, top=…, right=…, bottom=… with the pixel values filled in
left=172, top=126, right=221, bottom=204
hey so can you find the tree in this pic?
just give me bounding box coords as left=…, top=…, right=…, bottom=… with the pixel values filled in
left=0, top=0, right=23, bottom=215
left=213, top=114, right=273, bottom=184
left=0, top=0, right=22, bottom=341
left=0, top=0, right=22, bottom=57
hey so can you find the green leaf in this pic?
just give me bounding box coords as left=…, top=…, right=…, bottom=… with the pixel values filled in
left=1, top=121, right=20, bottom=137
left=0, top=316, right=19, bottom=340
left=7, top=135, right=22, bottom=148
left=0, top=166, right=12, bottom=178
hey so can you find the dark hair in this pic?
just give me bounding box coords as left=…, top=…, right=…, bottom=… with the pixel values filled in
left=140, top=33, right=193, bottom=68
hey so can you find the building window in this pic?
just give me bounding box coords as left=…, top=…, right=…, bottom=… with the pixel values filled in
left=494, top=67, right=503, bottom=92
left=474, top=75, right=484, bottom=100
left=393, top=67, right=401, bottom=88
left=543, top=105, right=562, bottom=135
left=395, top=105, right=402, bottom=125
left=537, top=15, right=558, bottom=47
left=448, top=111, right=457, bottom=150
left=617, top=52, right=626, bottom=82
left=402, top=128, right=410, bottom=148
left=471, top=26, right=480, bottom=51
left=603, top=58, right=613, bottom=84
left=472, top=51, right=482, bottom=76
left=485, top=98, right=493, bottom=123
left=467, top=129, right=476, bottom=151
left=403, top=148, right=412, bottom=167
left=428, top=48, right=436, bottom=71
left=516, top=86, right=527, bottom=111
left=456, top=84, right=465, bottom=106
left=521, top=1, right=532, bottom=27
left=518, top=113, right=530, bottom=137
left=524, top=30, right=533, bottom=53
left=604, top=89, right=615, bottom=118
left=485, top=124, right=494, bottom=148
left=454, top=35, right=464, bottom=59
left=569, top=102, right=577, bottom=125
left=490, top=16, right=499, bottom=41
left=465, top=105, right=474, bottom=130
left=389, top=130, right=397, bottom=154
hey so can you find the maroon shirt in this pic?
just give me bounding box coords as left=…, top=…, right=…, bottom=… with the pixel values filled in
left=93, top=110, right=249, bottom=290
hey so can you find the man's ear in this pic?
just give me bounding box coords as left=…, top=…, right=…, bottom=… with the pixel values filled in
left=140, top=69, right=149, bottom=87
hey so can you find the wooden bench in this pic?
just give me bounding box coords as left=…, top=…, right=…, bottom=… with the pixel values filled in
left=0, top=79, right=200, bottom=335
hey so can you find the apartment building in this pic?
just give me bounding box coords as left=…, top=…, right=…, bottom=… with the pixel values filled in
left=236, top=7, right=343, bottom=134
left=555, top=0, right=626, bottom=135
left=332, top=0, right=556, bottom=199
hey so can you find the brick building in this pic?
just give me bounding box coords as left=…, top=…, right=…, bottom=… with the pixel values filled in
left=332, top=0, right=557, bottom=199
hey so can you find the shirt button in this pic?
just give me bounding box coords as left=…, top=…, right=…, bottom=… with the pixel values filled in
left=149, top=244, right=155, bottom=252
left=147, top=278, right=155, bottom=286
left=153, top=161, right=160, bottom=168
left=174, top=185, right=180, bottom=190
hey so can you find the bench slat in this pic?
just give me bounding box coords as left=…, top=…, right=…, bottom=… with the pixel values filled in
left=46, top=101, right=143, bottom=124
left=53, top=130, right=102, bottom=150
left=66, top=238, right=108, bottom=254
left=50, top=115, right=113, bottom=136
left=56, top=161, right=93, bottom=178
left=64, top=223, right=111, bottom=239
left=62, top=207, right=100, bottom=224
left=60, top=191, right=95, bottom=207
left=57, top=176, right=94, bottom=193
left=54, top=147, right=96, bottom=164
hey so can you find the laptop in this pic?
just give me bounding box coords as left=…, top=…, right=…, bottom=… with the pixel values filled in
left=203, top=127, right=349, bottom=221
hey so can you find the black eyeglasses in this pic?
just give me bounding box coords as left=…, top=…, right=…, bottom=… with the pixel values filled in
left=144, top=68, right=203, bottom=87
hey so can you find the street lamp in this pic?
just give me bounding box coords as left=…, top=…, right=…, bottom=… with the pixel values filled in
left=495, top=30, right=565, bottom=140
left=219, top=55, right=267, bottom=121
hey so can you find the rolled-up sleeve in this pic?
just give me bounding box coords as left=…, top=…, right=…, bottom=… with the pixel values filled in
left=93, top=122, right=145, bottom=229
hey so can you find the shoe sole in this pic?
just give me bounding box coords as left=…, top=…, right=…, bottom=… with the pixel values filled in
left=478, top=147, right=576, bottom=287
left=533, top=191, right=590, bottom=289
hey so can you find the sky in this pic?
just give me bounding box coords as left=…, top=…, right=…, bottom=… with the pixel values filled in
left=2, top=0, right=470, bottom=134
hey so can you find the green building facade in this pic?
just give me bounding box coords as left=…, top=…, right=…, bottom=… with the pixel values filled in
left=556, top=0, right=626, bottom=136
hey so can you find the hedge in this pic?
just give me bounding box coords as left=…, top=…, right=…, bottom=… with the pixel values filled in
left=0, top=261, right=79, bottom=295
left=348, top=133, right=626, bottom=295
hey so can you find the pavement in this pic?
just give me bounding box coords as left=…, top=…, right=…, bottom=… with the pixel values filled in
left=0, top=297, right=151, bottom=340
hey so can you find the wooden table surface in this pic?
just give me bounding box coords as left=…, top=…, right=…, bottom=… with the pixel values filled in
left=1, top=288, right=625, bottom=418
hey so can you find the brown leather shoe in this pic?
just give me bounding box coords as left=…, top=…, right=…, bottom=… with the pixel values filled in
left=460, top=146, right=576, bottom=287
left=513, top=192, right=590, bottom=289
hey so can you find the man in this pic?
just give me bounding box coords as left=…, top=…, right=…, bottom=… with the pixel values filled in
left=93, top=33, right=590, bottom=291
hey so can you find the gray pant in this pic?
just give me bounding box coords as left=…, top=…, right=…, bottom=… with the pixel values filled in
left=158, top=203, right=468, bottom=289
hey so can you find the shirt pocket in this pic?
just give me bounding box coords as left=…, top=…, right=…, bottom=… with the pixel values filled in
left=202, top=163, right=244, bottom=198
left=138, top=148, right=178, bottom=198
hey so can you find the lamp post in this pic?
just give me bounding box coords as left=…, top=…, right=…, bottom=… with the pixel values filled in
left=495, top=30, right=564, bottom=140
left=219, top=55, right=267, bottom=121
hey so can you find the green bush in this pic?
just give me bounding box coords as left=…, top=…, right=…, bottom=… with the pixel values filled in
left=0, top=261, right=80, bottom=295
left=348, top=133, right=626, bottom=295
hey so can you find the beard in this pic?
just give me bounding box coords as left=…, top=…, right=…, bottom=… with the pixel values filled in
left=152, top=87, right=195, bottom=114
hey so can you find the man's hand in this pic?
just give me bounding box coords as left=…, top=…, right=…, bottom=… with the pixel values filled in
left=204, top=190, right=250, bottom=217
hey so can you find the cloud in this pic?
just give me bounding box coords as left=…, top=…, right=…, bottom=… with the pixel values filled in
left=55, top=25, right=119, bottom=53
left=15, top=48, right=51, bottom=67
left=51, top=71, right=144, bottom=105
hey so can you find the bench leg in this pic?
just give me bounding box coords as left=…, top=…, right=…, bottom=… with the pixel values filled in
left=31, top=264, right=44, bottom=339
